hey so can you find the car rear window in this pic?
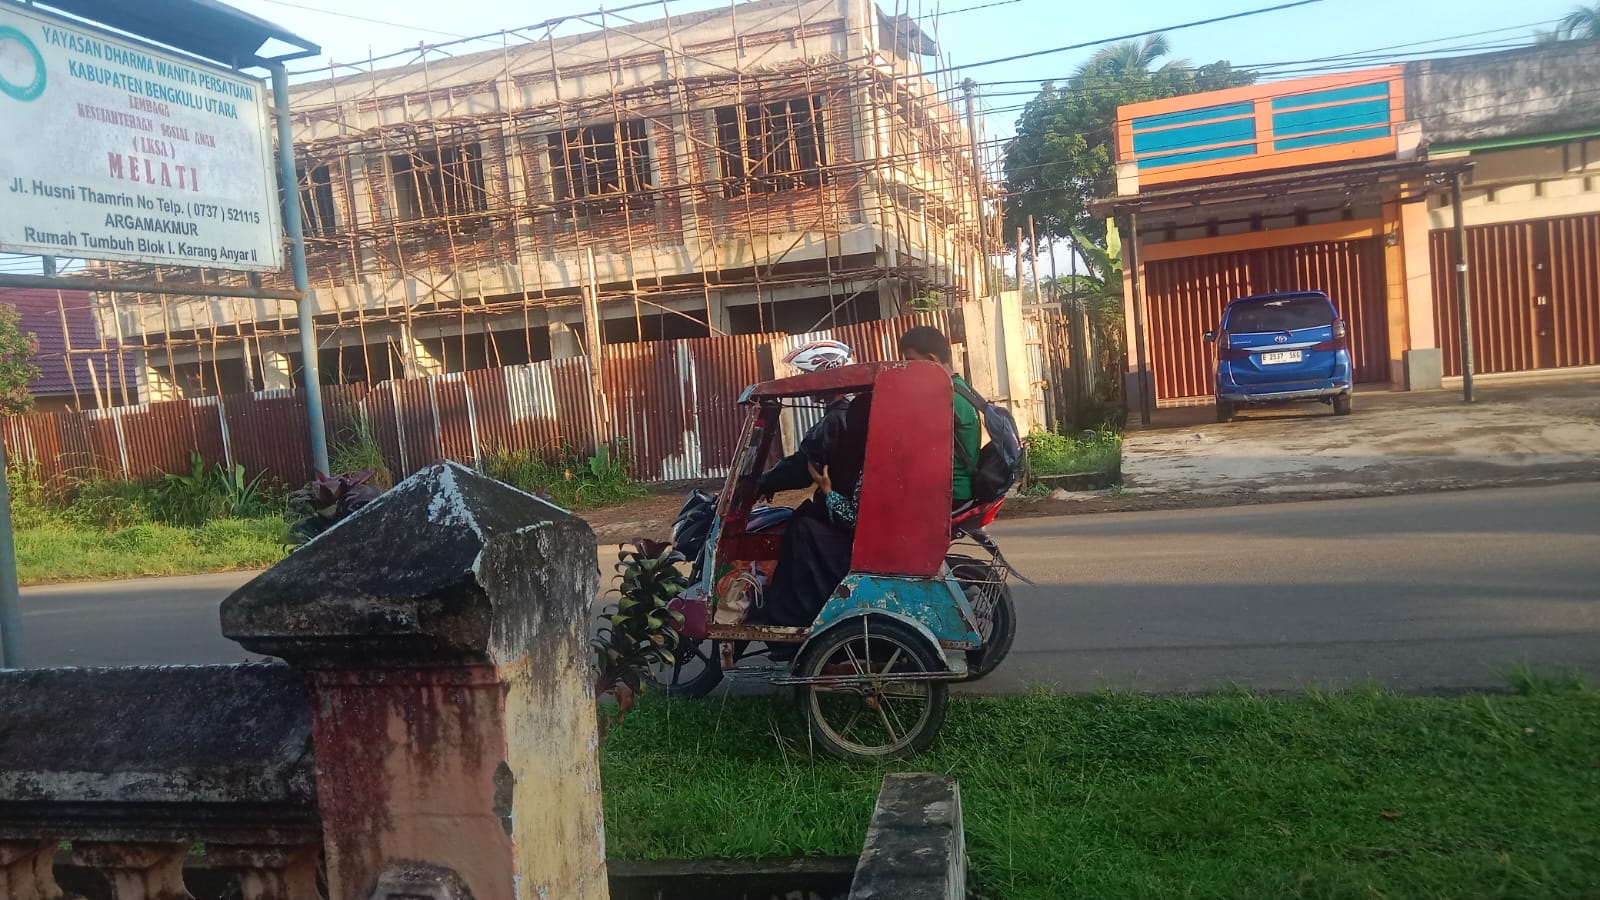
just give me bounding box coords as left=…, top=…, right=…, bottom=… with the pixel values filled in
left=1226, top=295, right=1334, bottom=333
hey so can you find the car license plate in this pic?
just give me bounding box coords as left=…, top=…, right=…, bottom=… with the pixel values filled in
left=1261, top=350, right=1302, bottom=365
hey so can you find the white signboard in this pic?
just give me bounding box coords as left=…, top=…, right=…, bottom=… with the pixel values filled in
left=0, top=3, right=283, bottom=272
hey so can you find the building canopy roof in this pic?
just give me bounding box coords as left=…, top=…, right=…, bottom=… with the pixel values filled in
left=35, top=0, right=318, bottom=69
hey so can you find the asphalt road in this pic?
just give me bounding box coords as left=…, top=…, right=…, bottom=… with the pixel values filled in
left=15, top=484, right=1600, bottom=693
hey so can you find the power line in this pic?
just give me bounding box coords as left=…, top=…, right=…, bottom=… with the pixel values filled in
left=969, top=17, right=1569, bottom=88
left=283, top=0, right=1016, bottom=80
left=968, top=37, right=1542, bottom=104
left=240, top=0, right=471, bottom=39
left=978, top=39, right=1592, bottom=139
left=907, top=0, right=1328, bottom=80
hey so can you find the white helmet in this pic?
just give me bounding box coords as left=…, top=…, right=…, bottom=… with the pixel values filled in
left=782, top=339, right=854, bottom=373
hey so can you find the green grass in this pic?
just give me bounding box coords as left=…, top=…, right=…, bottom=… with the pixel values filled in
left=1025, top=429, right=1121, bottom=477
left=601, top=681, right=1600, bottom=899
left=8, top=438, right=650, bottom=583
left=15, top=518, right=287, bottom=585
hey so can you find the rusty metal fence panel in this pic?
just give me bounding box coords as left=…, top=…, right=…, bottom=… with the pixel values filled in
left=1, top=307, right=986, bottom=488
left=1550, top=213, right=1600, bottom=369
left=1144, top=239, right=1390, bottom=400
left=1431, top=223, right=1538, bottom=376
left=1434, top=214, right=1600, bottom=376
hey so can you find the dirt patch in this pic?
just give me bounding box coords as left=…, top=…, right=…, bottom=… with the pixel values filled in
left=577, top=481, right=719, bottom=548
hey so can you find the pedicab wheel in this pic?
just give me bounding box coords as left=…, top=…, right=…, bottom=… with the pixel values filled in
left=954, top=568, right=1017, bottom=683
left=642, top=638, right=724, bottom=698
left=795, top=618, right=949, bottom=762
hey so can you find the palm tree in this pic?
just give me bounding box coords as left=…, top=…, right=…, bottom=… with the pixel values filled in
left=1558, top=2, right=1600, bottom=39
left=1072, top=34, right=1187, bottom=81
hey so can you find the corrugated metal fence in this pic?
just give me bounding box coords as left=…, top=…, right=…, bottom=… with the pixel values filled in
left=2, top=311, right=956, bottom=488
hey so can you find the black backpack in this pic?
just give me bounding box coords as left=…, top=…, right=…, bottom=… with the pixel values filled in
left=952, top=381, right=1023, bottom=504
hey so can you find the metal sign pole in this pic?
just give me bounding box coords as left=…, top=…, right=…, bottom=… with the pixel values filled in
left=271, top=62, right=331, bottom=475
left=1451, top=172, right=1475, bottom=404
left=0, top=436, right=22, bottom=669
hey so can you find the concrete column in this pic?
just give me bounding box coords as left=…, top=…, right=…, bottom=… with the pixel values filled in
left=138, top=352, right=180, bottom=402
left=959, top=298, right=1001, bottom=400
left=551, top=320, right=584, bottom=359
left=1382, top=199, right=1410, bottom=387
left=0, top=842, right=66, bottom=899
left=262, top=350, right=296, bottom=392
left=1399, top=192, right=1442, bottom=390
left=402, top=322, right=446, bottom=378
left=222, top=462, right=609, bottom=900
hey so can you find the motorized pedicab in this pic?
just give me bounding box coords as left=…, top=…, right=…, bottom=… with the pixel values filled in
left=647, top=359, right=1021, bottom=761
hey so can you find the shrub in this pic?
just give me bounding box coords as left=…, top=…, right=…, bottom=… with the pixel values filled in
left=148, top=452, right=229, bottom=527
left=1024, top=428, right=1122, bottom=477
left=146, top=451, right=275, bottom=526
left=285, top=470, right=382, bottom=546
left=62, top=476, right=150, bottom=530
left=6, top=462, right=60, bottom=530
left=331, top=412, right=394, bottom=489
left=479, top=443, right=646, bottom=511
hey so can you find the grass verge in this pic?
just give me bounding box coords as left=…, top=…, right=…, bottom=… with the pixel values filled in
left=15, top=519, right=288, bottom=585
left=601, top=680, right=1600, bottom=899
left=1024, top=429, right=1121, bottom=477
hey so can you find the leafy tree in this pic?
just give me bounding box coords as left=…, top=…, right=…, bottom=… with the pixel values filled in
left=1002, top=36, right=1255, bottom=249
left=0, top=304, right=40, bottom=416
left=1558, top=2, right=1600, bottom=39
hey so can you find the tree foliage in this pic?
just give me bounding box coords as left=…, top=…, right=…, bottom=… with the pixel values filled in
left=1001, top=36, right=1255, bottom=248
left=0, top=304, right=40, bottom=416
left=1559, top=2, right=1600, bottom=39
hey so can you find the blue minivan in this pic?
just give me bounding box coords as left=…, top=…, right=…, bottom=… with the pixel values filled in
left=1205, top=291, right=1353, bottom=422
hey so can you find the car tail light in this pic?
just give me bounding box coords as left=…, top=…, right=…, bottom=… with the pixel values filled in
left=1217, top=332, right=1251, bottom=360
left=1312, top=320, right=1348, bottom=352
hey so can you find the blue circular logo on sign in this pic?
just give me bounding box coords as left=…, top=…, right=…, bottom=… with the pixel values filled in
left=0, top=26, right=47, bottom=102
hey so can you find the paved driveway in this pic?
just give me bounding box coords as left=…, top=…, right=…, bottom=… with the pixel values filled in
left=1121, top=373, right=1600, bottom=498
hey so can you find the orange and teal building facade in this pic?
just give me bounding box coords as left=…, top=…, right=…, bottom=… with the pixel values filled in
left=1097, top=43, right=1600, bottom=410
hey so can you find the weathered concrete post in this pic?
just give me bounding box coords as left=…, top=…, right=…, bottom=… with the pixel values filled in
left=222, top=461, right=608, bottom=900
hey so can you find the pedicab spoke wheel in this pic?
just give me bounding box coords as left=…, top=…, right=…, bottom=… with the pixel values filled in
left=796, top=618, right=948, bottom=761
left=643, top=638, right=723, bottom=698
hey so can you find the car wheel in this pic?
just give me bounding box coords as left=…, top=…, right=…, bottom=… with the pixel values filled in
left=1332, top=393, right=1352, bottom=416
left=1216, top=399, right=1235, bottom=422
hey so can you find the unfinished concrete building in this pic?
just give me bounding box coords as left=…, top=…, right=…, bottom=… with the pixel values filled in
left=91, top=0, right=993, bottom=399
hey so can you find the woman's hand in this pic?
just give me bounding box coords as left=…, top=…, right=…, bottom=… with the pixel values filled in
left=807, top=461, right=832, bottom=496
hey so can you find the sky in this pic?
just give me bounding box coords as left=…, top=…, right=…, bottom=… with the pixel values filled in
left=228, top=0, right=1589, bottom=140
left=0, top=0, right=1583, bottom=275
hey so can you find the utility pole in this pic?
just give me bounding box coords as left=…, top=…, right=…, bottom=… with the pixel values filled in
left=271, top=62, right=331, bottom=475
left=962, top=79, right=987, bottom=298
left=1451, top=172, right=1475, bottom=404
